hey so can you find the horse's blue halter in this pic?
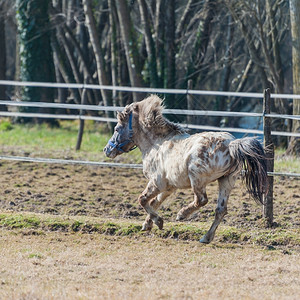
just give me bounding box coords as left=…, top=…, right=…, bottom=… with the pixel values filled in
left=108, top=113, right=137, bottom=153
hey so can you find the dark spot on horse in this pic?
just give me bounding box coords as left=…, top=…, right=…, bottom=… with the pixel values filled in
left=218, top=143, right=227, bottom=153
left=198, top=149, right=206, bottom=161
left=139, top=195, right=148, bottom=207
left=133, top=103, right=139, bottom=112
left=221, top=199, right=225, bottom=207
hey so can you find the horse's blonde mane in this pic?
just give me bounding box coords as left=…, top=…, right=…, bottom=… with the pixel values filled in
left=137, top=95, right=186, bottom=136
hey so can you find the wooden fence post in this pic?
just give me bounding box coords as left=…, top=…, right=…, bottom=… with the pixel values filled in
left=76, top=88, right=87, bottom=151
left=263, top=88, right=274, bottom=227
left=187, top=79, right=194, bottom=125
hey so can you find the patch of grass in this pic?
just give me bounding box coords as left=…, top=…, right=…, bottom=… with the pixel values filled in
left=0, top=121, right=108, bottom=153
left=0, top=120, right=13, bottom=131
left=117, top=224, right=142, bottom=236
left=71, top=220, right=84, bottom=232
left=274, top=153, right=300, bottom=174
left=0, top=212, right=299, bottom=248
left=0, top=121, right=142, bottom=162
left=0, top=214, right=40, bottom=229
left=219, top=227, right=241, bottom=242
left=251, top=229, right=300, bottom=246
left=157, top=223, right=206, bottom=240
left=28, top=253, right=43, bottom=259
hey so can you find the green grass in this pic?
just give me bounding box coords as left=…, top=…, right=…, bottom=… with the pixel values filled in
left=0, top=119, right=298, bottom=170
left=0, top=120, right=109, bottom=153
left=0, top=214, right=41, bottom=229
left=0, top=212, right=299, bottom=248
left=274, top=152, right=300, bottom=174
left=0, top=119, right=142, bottom=162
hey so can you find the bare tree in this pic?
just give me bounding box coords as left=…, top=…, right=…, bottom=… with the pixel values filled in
left=82, top=0, right=113, bottom=131
left=116, top=0, right=144, bottom=102
left=226, top=0, right=290, bottom=114
left=138, top=0, right=158, bottom=87
left=287, top=0, right=300, bottom=155
left=0, top=1, right=7, bottom=110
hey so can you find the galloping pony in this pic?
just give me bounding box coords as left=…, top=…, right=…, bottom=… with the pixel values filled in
left=104, top=95, right=268, bottom=243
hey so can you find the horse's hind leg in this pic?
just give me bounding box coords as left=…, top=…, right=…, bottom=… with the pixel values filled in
left=138, top=181, right=164, bottom=229
left=176, top=185, right=208, bottom=221
left=200, top=174, right=236, bottom=244
left=142, top=190, right=173, bottom=231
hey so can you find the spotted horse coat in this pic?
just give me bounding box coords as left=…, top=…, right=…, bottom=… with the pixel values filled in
left=104, top=95, right=268, bottom=243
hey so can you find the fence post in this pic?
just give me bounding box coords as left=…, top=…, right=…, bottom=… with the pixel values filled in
left=263, top=88, right=274, bottom=227
left=187, top=79, right=194, bottom=125
left=76, top=88, right=87, bottom=151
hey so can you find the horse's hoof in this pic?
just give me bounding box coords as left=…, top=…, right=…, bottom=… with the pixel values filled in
left=176, top=214, right=184, bottom=221
left=199, top=238, right=209, bottom=244
left=141, top=222, right=153, bottom=231
left=199, top=234, right=212, bottom=244
left=155, top=217, right=164, bottom=230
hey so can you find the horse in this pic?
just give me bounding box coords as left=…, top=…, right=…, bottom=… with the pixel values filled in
left=103, top=95, right=268, bottom=243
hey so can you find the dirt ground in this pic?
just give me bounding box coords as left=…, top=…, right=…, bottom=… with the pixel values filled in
left=0, top=160, right=299, bottom=230
left=0, top=161, right=300, bottom=299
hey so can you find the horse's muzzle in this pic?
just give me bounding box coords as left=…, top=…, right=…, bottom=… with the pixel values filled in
left=103, top=144, right=117, bottom=158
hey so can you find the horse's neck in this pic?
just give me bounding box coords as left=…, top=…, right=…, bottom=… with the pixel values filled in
left=137, top=134, right=163, bottom=157
left=136, top=129, right=187, bottom=158
left=134, top=128, right=164, bottom=155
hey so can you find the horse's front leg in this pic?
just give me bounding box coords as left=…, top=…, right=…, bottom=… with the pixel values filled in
left=138, top=181, right=164, bottom=229
left=142, top=190, right=174, bottom=231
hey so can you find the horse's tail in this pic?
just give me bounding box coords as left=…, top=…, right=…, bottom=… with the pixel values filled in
left=229, top=137, right=268, bottom=205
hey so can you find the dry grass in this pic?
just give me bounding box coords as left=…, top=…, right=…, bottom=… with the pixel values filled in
left=0, top=230, right=299, bottom=300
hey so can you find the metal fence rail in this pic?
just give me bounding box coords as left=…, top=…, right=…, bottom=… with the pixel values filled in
left=0, top=80, right=299, bottom=179
left=1, top=79, right=300, bottom=99
left=1, top=100, right=299, bottom=137
left=0, top=155, right=299, bottom=178
left=0, top=155, right=143, bottom=169
left=1, top=99, right=300, bottom=121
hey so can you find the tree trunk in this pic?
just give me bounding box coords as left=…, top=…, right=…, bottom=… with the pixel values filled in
left=287, top=0, right=300, bottom=155
left=164, top=0, right=175, bottom=107
left=51, top=33, right=81, bottom=105
left=187, top=0, right=216, bottom=87
left=82, top=0, right=114, bottom=131
left=266, top=0, right=284, bottom=90
left=215, top=14, right=233, bottom=126
left=108, top=0, right=118, bottom=107
left=16, top=0, right=56, bottom=123
left=57, top=28, right=83, bottom=93
left=155, top=0, right=165, bottom=87
left=0, top=2, right=7, bottom=111
left=176, top=0, right=197, bottom=40
left=257, top=1, right=289, bottom=115
left=116, top=0, right=144, bottom=102
left=227, top=4, right=271, bottom=91
left=138, top=0, right=158, bottom=87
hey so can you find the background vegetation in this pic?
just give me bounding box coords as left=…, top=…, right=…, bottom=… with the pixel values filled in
left=0, top=0, right=299, bottom=152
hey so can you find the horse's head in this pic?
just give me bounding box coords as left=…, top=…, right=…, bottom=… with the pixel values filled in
left=103, top=104, right=137, bottom=159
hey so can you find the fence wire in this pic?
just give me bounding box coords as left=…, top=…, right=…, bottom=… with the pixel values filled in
left=0, top=80, right=299, bottom=178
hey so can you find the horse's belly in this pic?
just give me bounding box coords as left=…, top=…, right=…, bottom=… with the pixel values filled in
left=163, top=153, right=191, bottom=188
